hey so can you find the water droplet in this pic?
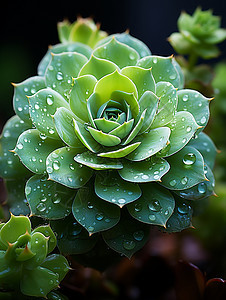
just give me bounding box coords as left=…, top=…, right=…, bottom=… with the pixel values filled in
left=123, top=240, right=136, bottom=250
left=39, top=133, right=47, bottom=140
left=118, top=199, right=126, bottom=205
left=135, top=203, right=142, bottom=212
left=41, top=198, right=47, bottom=202
left=95, top=212, right=104, bottom=221
left=178, top=203, right=189, bottom=214
left=46, top=95, right=54, bottom=105
left=141, top=174, right=149, bottom=180
left=183, top=153, right=196, bottom=165
left=56, top=72, right=63, bottom=81
left=68, top=222, right=82, bottom=239
left=169, top=179, right=177, bottom=187
left=52, top=161, right=60, bottom=170
left=17, top=143, right=23, bottom=150
left=133, top=230, right=144, bottom=241
left=129, top=53, right=136, bottom=60
left=87, top=226, right=94, bottom=232
left=197, top=182, right=206, bottom=194
left=52, top=196, right=61, bottom=204
left=186, top=126, right=192, bottom=132
left=182, top=138, right=187, bottom=143
left=87, top=202, right=94, bottom=209
left=35, top=104, right=40, bottom=110
left=67, top=176, right=73, bottom=183
left=48, top=128, right=55, bottom=135
left=153, top=57, right=157, bottom=64
left=200, top=116, right=206, bottom=124
left=149, top=214, right=156, bottom=221
left=181, top=176, right=188, bottom=185
left=36, top=202, right=46, bottom=212
left=148, top=200, right=161, bottom=212
left=182, top=95, right=189, bottom=102
left=47, top=166, right=53, bottom=173
left=25, top=186, right=32, bottom=195
left=169, top=73, right=176, bottom=80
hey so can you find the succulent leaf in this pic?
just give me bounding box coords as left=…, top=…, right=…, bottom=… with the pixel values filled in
left=187, top=132, right=217, bottom=169
left=119, top=156, right=170, bottom=183
left=95, top=171, right=142, bottom=207
left=72, top=187, right=120, bottom=234
left=161, top=146, right=206, bottom=190
left=38, top=42, right=92, bottom=76
left=177, top=89, right=211, bottom=130
left=13, top=76, right=46, bottom=124
left=102, top=215, right=150, bottom=258
left=46, top=147, right=93, bottom=188
left=26, top=175, right=74, bottom=219
left=0, top=115, right=31, bottom=179
left=29, top=88, right=69, bottom=139
left=137, top=56, right=181, bottom=88
left=45, top=52, right=88, bottom=99
left=127, top=183, right=175, bottom=226
left=126, top=127, right=171, bottom=161
left=20, top=266, right=59, bottom=297
left=51, top=214, right=98, bottom=255
left=74, top=151, right=123, bottom=170
left=79, top=54, right=119, bottom=80
left=94, top=37, right=140, bottom=68
left=54, top=107, right=85, bottom=147
left=151, top=81, right=178, bottom=128
left=15, top=129, right=63, bottom=174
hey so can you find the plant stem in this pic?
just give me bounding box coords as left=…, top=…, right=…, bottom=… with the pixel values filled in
left=188, top=52, right=198, bottom=70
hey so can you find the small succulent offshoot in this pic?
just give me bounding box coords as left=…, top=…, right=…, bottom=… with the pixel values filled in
left=0, top=17, right=217, bottom=258
left=0, top=214, right=70, bottom=297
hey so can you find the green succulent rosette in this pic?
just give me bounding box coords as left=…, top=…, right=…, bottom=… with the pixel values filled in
left=0, top=19, right=217, bottom=258
left=0, top=214, right=70, bottom=297
left=169, top=7, right=226, bottom=59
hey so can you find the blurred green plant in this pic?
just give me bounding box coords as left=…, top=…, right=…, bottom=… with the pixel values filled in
left=0, top=214, right=70, bottom=298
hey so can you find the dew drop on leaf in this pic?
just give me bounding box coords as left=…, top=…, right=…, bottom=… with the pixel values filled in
left=135, top=203, right=142, bottom=212
left=169, top=179, right=177, bottom=187
left=183, top=153, right=196, bottom=165
left=133, top=230, right=144, bottom=241
left=181, top=176, right=188, bottom=185
left=52, top=161, right=60, bottom=170
left=123, top=240, right=136, bottom=250
left=56, top=72, right=63, bottom=81
left=177, top=203, right=190, bottom=214
left=17, top=143, right=24, bottom=150
left=149, top=214, right=156, bottom=221
left=197, top=182, right=207, bottom=194
left=87, top=202, right=94, bottom=209
left=148, top=199, right=161, bottom=212
left=36, top=202, right=46, bottom=212
left=182, top=95, right=189, bottom=102
left=95, top=213, right=104, bottom=221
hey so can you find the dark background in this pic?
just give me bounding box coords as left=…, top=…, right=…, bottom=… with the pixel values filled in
left=1, top=0, right=226, bottom=124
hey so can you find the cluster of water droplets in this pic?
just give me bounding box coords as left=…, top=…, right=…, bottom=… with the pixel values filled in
left=47, top=54, right=74, bottom=98
left=181, top=92, right=207, bottom=126
left=127, top=158, right=167, bottom=182
left=15, top=80, right=44, bottom=117
left=169, top=152, right=197, bottom=188
left=133, top=198, right=172, bottom=224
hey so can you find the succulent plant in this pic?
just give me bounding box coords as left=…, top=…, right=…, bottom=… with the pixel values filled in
left=169, top=7, right=226, bottom=60
left=0, top=214, right=70, bottom=297
left=0, top=18, right=217, bottom=258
